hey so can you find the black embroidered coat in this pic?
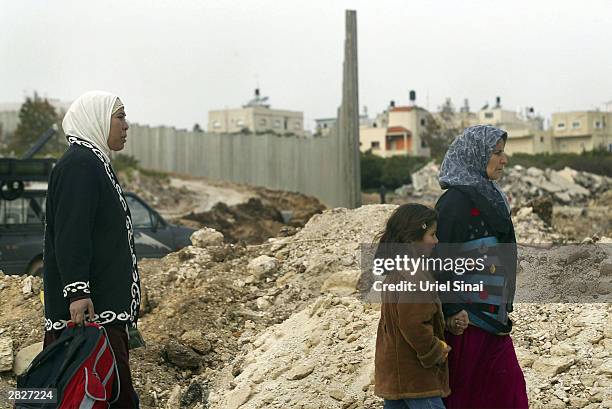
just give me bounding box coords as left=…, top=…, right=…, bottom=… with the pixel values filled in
left=43, top=138, right=140, bottom=331
left=435, top=185, right=517, bottom=334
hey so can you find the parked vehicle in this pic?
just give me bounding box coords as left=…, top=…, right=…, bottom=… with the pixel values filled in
left=0, top=157, right=195, bottom=276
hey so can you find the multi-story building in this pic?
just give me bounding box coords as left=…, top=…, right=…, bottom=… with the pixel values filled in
left=359, top=100, right=431, bottom=158
left=551, top=111, right=612, bottom=153
left=475, top=97, right=548, bottom=155
left=208, top=89, right=304, bottom=136
left=315, top=108, right=372, bottom=137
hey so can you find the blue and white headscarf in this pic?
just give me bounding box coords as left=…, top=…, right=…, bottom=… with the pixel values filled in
left=439, top=125, right=510, bottom=217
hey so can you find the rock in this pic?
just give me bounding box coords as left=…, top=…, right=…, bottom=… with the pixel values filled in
left=605, top=315, right=612, bottom=339
left=320, top=270, right=361, bottom=295
left=569, top=396, right=590, bottom=408
left=516, top=347, right=538, bottom=368
left=600, top=258, right=612, bottom=277
left=596, top=359, right=612, bottom=375
left=286, top=363, right=315, bottom=380
left=181, top=381, right=206, bottom=407
left=162, top=340, right=202, bottom=369
left=180, top=330, right=212, bottom=354
left=564, top=247, right=590, bottom=265
left=411, top=162, right=441, bottom=192
left=165, top=385, right=181, bottom=409
left=225, top=383, right=252, bottom=409
left=597, top=279, right=612, bottom=295
left=550, top=342, right=576, bottom=357
left=546, top=397, right=567, bottom=409
left=554, top=192, right=571, bottom=203
left=190, top=227, right=224, bottom=247
left=527, top=196, right=553, bottom=225
left=247, top=255, right=278, bottom=278
left=328, top=387, right=345, bottom=401
left=256, top=297, right=271, bottom=310
left=532, top=356, right=574, bottom=376
left=13, top=342, right=43, bottom=376
left=0, top=336, right=13, bottom=372
left=580, top=374, right=597, bottom=387
left=22, top=276, right=33, bottom=295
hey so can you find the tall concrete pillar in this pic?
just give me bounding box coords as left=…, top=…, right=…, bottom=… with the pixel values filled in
left=337, top=9, right=361, bottom=208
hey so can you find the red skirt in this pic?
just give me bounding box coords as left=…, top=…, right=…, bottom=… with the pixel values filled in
left=443, top=325, right=528, bottom=409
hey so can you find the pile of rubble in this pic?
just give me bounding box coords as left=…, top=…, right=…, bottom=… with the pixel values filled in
left=209, top=295, right=380, bottom=409
left=395, top=162, right=612, bottom=207
left=514, top=304, right=612, bottom=408
left=120, top=169, right=326, bottom=244
left=180, top=190, right=326, bottom=245
left=514, top=206, right=565, bottom=244
left=502, top=165, right=612, bottom=206
left=1, top=204, right=611, bottom=409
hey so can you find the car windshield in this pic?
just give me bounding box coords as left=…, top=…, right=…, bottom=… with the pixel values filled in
left=0, top=196, right=46, bottom=225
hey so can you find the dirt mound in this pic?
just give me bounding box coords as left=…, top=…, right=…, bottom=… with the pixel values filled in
left=209, top=295, right=380, bottom=409
left=1, top=204, right=610, bottom=408
left=182, top=199, right=285, bottom=244
left=180, top=192, right=326, bottom=245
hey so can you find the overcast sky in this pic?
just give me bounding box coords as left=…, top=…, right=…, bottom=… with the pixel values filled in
left=1, top=0, right=611, bottom=130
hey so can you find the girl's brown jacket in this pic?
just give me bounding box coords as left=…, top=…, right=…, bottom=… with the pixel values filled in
left=374, top=269, right=450, bottom=400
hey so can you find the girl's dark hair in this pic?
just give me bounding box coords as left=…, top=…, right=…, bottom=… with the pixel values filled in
left=377, top=203, right=438, bottom=244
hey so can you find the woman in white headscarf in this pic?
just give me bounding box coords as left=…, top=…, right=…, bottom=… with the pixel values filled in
left=43, top=90, right=141, bottom=407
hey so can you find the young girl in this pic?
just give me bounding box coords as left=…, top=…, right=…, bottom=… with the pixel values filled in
left=374, top=203, right=451, bottom=409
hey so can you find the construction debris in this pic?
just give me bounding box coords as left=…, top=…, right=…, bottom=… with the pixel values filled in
left=0, top=167, right=610, bottom=408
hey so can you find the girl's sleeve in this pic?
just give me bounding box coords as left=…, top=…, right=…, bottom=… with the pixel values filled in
left=396, top=301, right=446, bottom=368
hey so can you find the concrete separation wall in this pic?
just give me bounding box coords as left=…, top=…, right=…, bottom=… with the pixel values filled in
left=122, top=10, right=361, bottom=209
left=122, top=127, right=352, bottom=207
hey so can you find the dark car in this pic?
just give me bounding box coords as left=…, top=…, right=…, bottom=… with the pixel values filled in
left=0, top=189, right=195, bottom=276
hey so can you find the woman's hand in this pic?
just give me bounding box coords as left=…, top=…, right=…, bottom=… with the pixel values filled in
left=445, top=310, right=469, bottom=335
left=69, top=298, right=95, bottom=326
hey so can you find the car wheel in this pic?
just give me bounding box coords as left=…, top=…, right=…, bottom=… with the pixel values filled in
left=27, top=258, right=44, bottom=277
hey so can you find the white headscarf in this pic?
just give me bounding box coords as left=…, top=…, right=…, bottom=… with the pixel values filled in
left=62, top=90, right=123, bottom=162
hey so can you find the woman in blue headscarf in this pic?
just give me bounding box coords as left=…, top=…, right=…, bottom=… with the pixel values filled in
left=435, top=125, right=528, bottom=408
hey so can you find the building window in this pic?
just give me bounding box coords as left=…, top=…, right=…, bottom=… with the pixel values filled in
left=212, top=120, right=221, bottom=129
left=484, top=112, right=494, bottom=119
left=420, top=118, right=426, bottom=126
left=594, top=120, right=604, bottom=129
left=540, top=136, right=544, bottom=143
left=556, top=122, right=566, bottom=129
left=273, top=120, right=281, bottom=128
left=259, top=118, right=267, bottom=126
left=571, top=121, right=581, bottom=129
left=421, top=139, right=427, bottom=148
left=371, top=141, right=380, bottom=149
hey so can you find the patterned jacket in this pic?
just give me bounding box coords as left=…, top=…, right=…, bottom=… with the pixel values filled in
left=435, top=185, right=517, bottom=334
left=43, top=139, right=140, bottom=331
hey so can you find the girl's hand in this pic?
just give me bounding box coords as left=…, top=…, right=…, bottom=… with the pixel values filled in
left=437, top=341, right=452, bottom=365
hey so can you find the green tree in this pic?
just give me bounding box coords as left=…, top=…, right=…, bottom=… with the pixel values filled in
left=361, top=152, right=429, bottom=190
left=8, top=93, right=58, bottom=156
left=360, top=151, right=384, bottom=189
